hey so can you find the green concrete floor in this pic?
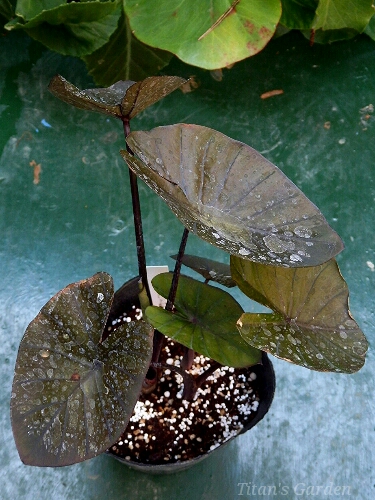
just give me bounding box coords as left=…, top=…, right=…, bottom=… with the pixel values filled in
left=1, top=29, right=374, bottom=499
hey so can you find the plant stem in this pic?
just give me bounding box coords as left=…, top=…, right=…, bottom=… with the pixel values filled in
left=167, top=228, right=196, bottom=372
left=181, top=347, right=195, bottom=371
left=151, top=362, right=196, bottom=401
left=151, top=360, right=221, bottom=401
left=150, top=227, right=190, bottom=368
left=166, top=227, right=189, bottom=311
left=122, top=117, right=152, bottom=305
left=122, top=116, right=160, bottom=382
left=150, top=330, right=165, bottom=365
left=195, top=361, right=221, bottom=389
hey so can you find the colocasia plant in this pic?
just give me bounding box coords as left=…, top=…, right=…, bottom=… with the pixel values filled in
left=10, top=75, right=368, bottom=468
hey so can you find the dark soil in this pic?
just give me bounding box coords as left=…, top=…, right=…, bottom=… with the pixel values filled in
left=106, top=306, right=264, bottom=465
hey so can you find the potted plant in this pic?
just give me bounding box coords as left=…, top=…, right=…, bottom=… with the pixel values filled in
left=10, top=75, right=368, bottom=472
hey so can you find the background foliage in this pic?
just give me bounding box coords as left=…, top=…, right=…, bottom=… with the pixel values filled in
left=1, top=0, right=375, bottom=85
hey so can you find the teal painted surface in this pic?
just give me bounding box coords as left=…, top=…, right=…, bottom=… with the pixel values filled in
left=1, top=30, right=374, bottom=499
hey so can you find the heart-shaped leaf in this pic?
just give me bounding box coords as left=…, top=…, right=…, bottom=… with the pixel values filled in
left=123, top=124, right=344, bottom=267
left=11, top=272, right=153, bottom=467
left=5, top=0, right=121, bottom=57
left=124, top=0, right=281, bottom=69
left=232, top=256, right=368, bottom=373
left=48, top=75, right=186, bottom=119
left=145, top=273, right=262, bottom=368
left=171, top=253, right=236, bottom=287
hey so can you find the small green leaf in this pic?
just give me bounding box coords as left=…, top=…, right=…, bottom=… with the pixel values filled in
left=232, top=256, right=368, bottom=373
left=146, top=273, right=262, bottom=368
left=302, top=27, right=359, bottom=43
left=123, top=124, right=344, bottom=267
left=363, top=13, right=375, bottom=40
left=0, top=0, right=14, bottom=20
left=313, top=0, right=374, bottom=32
left=14, top=0, right=66, bottom=21
left=11, top=272, right=153, bottom=467
left=83, top=12, right=173, bottom=86
left=48, top=74, right=186, bottom=119
left=125, top=0, right=281, bottom=69
left=280, top=0, right=316, bottom=29
left=5, top=1, right=122, bottom=57
left=171, top=253, right=236, bottom=287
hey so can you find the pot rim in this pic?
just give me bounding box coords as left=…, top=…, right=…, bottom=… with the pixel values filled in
left=105, top=278, right=276, bottom=474
left=107, top=354, right=275, bottom=474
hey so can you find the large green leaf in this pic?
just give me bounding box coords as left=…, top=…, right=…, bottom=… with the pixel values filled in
left=171, top=253, right=236, bottom=287
left=48, top=74, right=186, bottom=119
left=5, top=1, right=121, bottom=57
left=123, top=124, right=344, bottom=267
left=232, top=256, right=368, bottom=373
left=124, top=0, right=281, bottom=70
left=11, top=272, right=153, bottom=467
left=313, top=0, right=374, bottom=32
left=83, top=12, right=173, bottom=86
left=145, top=273, right=262, bottom=368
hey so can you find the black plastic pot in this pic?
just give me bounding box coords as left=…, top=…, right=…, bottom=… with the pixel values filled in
left=105, top=277, right=276, bottom=474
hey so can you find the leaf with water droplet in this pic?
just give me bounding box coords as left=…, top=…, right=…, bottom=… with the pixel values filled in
left=145, top=273, right=261, bottom=368
left=232, top=256, right=368, bottom=373
left=48, top=75, right=186, bottom=119
left=171, top=253, right=236, bottom=287
left=11, top=272, right=153, bottom=467
left=119, top=76, right=187, bottom=119
left=123, top=124, right=343, bottom=267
